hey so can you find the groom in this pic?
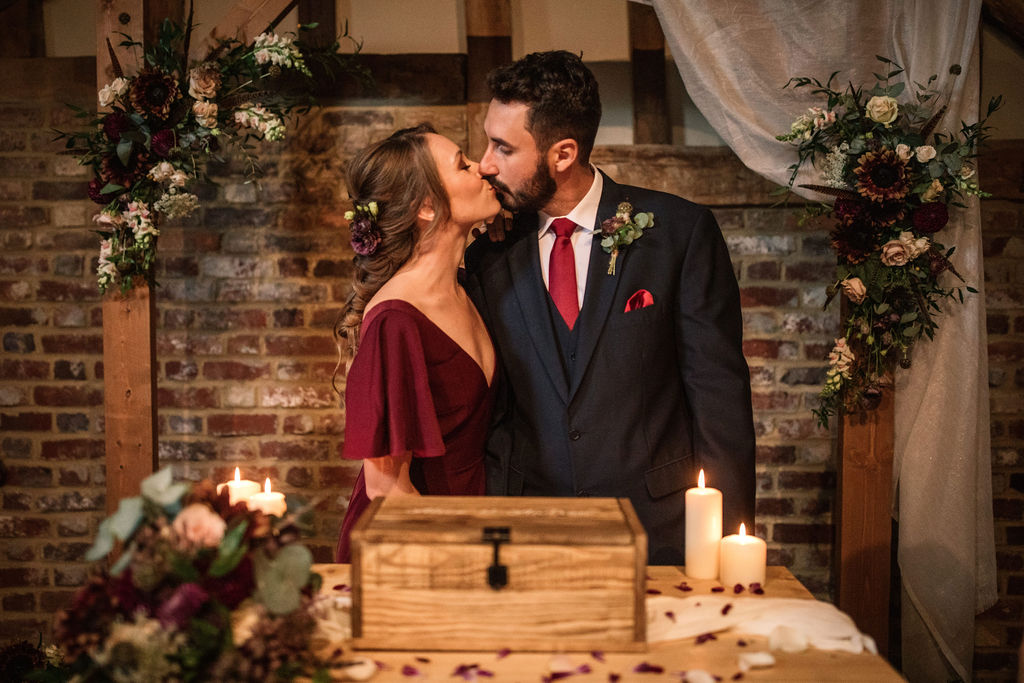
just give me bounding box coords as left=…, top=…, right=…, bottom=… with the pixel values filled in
left=465, top=51, right=755, bottom=564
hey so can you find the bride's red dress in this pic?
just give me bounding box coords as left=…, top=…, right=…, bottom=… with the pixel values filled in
left=335, top=300, right=495, bottom=562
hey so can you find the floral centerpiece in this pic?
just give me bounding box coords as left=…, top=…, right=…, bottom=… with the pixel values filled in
left=59, top=10, right=368, bottom=294
left=777, top=56, right=1001, bottom=427
left=38, top=468, right=334, bottom=681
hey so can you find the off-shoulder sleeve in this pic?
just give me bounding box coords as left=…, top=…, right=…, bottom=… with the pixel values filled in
left=342, top=308, right=446, bottom=461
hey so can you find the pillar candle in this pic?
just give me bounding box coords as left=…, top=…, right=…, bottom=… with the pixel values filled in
left=684, top=468, right=722, bottom=579
left=216, top=467, right=261, bottom=506
left=719, top=523, right=767, bottom=589
left=247, top=478, right=287, bottom=517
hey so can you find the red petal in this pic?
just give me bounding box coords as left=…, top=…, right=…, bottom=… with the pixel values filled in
left=496, top=648, right=511, bottom=659
left=665, top=610, right=676, bottom=622
left=591, top=650, right=606, bottom=662
left=711, top=586, right=725, bottom=593
left=646, top=589, right=662, bottom=595
left=721, top=603, right=733, bottom=615
left=633, top=662, right=665, bottom=673
left=733, top=583, right=745, bottom=594
left=401, top=664, right=420, bottom=676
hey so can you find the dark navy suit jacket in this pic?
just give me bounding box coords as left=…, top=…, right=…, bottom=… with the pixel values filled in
left=465, top=172, right=756, bottom=564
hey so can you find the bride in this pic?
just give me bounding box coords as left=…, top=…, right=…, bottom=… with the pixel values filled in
left=334, top=124, right=501, bottom=562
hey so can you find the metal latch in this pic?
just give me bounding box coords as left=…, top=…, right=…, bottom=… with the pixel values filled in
left=482, top=526, right=510, bottom=590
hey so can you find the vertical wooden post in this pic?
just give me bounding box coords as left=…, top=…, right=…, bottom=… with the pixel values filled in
left=465, top=0, right=512, bottom=161
left=836, top=388, right=895, bottom=656
left=0, top=0, right=45, bottom=57
left=102, top=283, right=159, bottom=512
left=627, top=2, right=670, bottom=144
left=97, top=0, right=145, bottom=88
left=298, top=0, right=336, bottom=48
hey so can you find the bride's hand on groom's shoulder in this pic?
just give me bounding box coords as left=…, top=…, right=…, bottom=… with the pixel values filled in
left=472, top=211, right=511, bottom=243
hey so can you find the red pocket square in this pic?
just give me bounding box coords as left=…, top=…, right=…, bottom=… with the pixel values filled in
left=625, top=289, right=654, bottom=313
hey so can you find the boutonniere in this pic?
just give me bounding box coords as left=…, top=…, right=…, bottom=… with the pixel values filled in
left=600, top=201, right=654, bottom=275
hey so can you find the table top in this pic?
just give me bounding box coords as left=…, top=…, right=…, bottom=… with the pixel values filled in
left=310, top=564, right=904, bottom=682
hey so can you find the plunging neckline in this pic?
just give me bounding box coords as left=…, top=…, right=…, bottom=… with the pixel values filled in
left=362, top=299, right=496, bottom=389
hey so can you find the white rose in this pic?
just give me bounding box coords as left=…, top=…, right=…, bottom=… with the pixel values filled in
left=169, top=170, right=188, bottom=187
left=915, top=145, right=936, bottom=163
left=865, top=95, right=899, bottom=126
left=192, top=100, right=219, bottom=128
left=895, top=143, right=912, bottom=161
left=148, top=161, right=175, bottom=182
left=880, top=239, right=910, bottom=266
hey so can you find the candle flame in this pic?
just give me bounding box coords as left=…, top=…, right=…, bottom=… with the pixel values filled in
left=264, top=478, right=272, bottom=494
left=698, top=469, right=705, bottom=488
left=234, top=467, right=241, bottom=483
left=739, top=523, right=747, bottom=537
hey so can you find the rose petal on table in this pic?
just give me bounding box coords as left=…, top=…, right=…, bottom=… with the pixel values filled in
left=733, top=583, right=745, bottom=594
left=646, top=588, right=662, bottom=594
left=675, top=581, right=693, bottom=592
left=737, top=651, right=776, bottom=673
left=415, top=656, right=430, bottom=663
left=695, top=632, right=718, bottom=645
left=591, top=650, right=605, bottom=662
left=496, top=648, right=511, bottom=659
left=665, top=610, right=676, bottom=622
left=633, top=661, right=665, bottom=673
left=711, top=586, right=725, bottom=593
left=401, top=664, right=420, bottom=676
left=721, top=603, right=733, bottom=615
left=609, top=675, right=621, bottom=682
left=332, top=583, right=351, bottom=592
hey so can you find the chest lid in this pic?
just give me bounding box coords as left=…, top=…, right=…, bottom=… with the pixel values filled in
left=353, top=495, right=645, bottom=546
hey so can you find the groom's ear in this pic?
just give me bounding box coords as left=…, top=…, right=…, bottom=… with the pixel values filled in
left=548, top=138, right=579, bottom=173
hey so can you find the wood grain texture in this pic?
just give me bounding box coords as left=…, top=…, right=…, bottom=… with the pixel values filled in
left=836, top=386, right=895, bottom=657
left=97, top=0, right=144, bottom=87
left=352, top=496, right=646, bottom=652
left=189, top=0, right=295, bottom=60
left=102, top=281, right=158, bottom=514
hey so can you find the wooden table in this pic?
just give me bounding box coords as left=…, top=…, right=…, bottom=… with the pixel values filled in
left=311, top=564, right=904, bottom=681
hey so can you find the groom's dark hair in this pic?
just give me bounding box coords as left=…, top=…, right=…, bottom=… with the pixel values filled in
left=487, top=50, right=602, bottom=165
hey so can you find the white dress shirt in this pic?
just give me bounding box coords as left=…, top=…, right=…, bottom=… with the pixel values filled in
left=537, top=169, right=604, bottom=309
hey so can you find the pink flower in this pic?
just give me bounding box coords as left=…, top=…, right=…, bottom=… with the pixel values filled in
left=841, top=277, right=867, bottom=304
left=880, top=240, right=910, bottom=266
left=172, top=503, right=226, bottom=548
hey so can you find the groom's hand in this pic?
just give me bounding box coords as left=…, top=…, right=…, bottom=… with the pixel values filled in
left=472, top=211, right=511, bottom=243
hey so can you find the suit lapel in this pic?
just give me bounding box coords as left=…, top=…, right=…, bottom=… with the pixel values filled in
left=507, top=212, right=570, bottom=401
left=569, top=174, right=630, bottom=399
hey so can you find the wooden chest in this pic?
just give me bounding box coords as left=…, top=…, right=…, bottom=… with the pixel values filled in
left=350, top=495, right=647, bottom=652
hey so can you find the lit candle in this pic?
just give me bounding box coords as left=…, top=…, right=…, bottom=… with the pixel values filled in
left=685, top=469, right=722, bottom=579
left=247, top=478, right=287, bottom=517
left=719, top=523, right=767, bottom=589
left=216, top=467, right=261, bottom=506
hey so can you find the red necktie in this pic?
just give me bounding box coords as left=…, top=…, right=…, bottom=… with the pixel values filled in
left=548, top=218, right=579, bottom=330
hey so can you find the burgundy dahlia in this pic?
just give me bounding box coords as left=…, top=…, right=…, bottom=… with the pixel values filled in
left=100, top=149, right=147, bottom=189
left=832, top=198, right=865, bottom=226
left=151, top=129, right=176, bottom=158
left=156, top=582, right=209, bottom=629
left=88, top=177, right=108, bottom=204
left=350, top=217, right=382, bottom=256
left=912, top=201, right=949, bottom=234
left=830, top=221, right=877, bottom=265
left=102, top=112, right=132, bottom=141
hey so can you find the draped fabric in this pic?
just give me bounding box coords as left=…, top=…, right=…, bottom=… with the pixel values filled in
left=635, top=0, right=996, bottom=678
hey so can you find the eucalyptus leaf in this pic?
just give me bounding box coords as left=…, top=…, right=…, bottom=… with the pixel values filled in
left=100, top=182, right=124, bottom=195
left=85, top=517, right=115, bottom=561
left=116, top=139, right=133, bottom=166
left=209, top=521, right=249, bottom=578
left=634, top=213, right=650, bottom=229
left=141, top=467, right=190, bottom=508
left=928, top=160, right=944, bottom=178
left=904, top=323, right=921, bottom=338
left=888, top=82, right=905, bottom=97
left=110, top=548, right=134, bottom=576
left=874, top=302, right=890, bottom=314
left=109, top=495, right=144, bottom=541
left=254, top=544, right=313, bottom=615
left=900, top=311, right=918, bottom=323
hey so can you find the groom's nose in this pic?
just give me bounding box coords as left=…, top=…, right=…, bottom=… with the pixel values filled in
left=478, top=145, right=498, bottom=178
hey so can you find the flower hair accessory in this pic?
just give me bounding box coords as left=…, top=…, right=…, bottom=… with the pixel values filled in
left=345, top=201, right=382, bottom=256
left=600, top=201, right=654, bottom=275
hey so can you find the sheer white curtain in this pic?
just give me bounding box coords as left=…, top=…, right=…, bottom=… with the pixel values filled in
left=636, top=0, right=996, bottom=679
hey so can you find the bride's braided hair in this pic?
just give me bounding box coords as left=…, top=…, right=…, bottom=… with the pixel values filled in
left=333, top=123, right=451, bottom=384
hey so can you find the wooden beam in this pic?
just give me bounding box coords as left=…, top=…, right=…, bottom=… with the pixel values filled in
left=297, top=0, right=335, bottom=48
left=465, top=0, right=512, bottom=160
left=102, top=282, right=159, bottom=513
left=190, top=0, right=296, bottom=61
left=628, top=2, right=671, bottom=145
left=983, top=0, right=1024, bottom=51
left=143, top=0, right=185, bottom=48
left=0, top=0, right=45, bottom=57
left=97, top=0, right=145, bottom=88
left=836, top=387, right=895, bottom=657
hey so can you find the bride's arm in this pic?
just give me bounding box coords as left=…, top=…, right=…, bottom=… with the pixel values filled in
left=363, top=451, right=420, bottom=499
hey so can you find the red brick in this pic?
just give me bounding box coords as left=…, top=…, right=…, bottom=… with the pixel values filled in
left=40, top=439, right=104, bottom=460
left=5, top=466, right=52, bottom=487
left=164, top=360, right=198, bottom=381
left=740, top=287, right=799, bottom=307
left=196, top=308, right=268, bottom=331
left=273, top=308, right=305, bottom=327
left=0, top=307, right=39, bottom=325
left=0, top=256, right=47, bottom=275
left=260, top=386, right=335, bottom=408
left=989, top=341, right=1024, bottom=362
left=157, top=387, right=218, bottom=409
left=744, top=261, right=780, bottom=280
left=264, top=334, right=336, bottom=356
left=784, top=261, right=834, bottom=282
left=40, top=334, right=103, bottom=354
left=33, top=386, right=102, bottom=406
left=779, top=470, right=836, bottom=490
left=743, top=339, right=781, bottom=359
left=227, top=335, right=260, bottom=354
left=283, top=415, right=315, bottom=434
left=40, top=590, right=76, bottom=612
left=207, top=414, right=277, bottom=436
left=286, top=466, right=313, bottom=487
left=756, top=497, right=794, bottom=516
left=53, top=360, right=87, bottom=380
left=320, top=465, right=360, bottom=490
left=0, top=359, right=50, bottom=379
left=772, top=523, right=833, bottom=544
left=2, top=593, right=36, bottom=611
left=260, top=440, right=332, bottom=461
left=0, top=412, right=52, bottom=431
left=203, top=361, right=271, bottom=380
left=0, top=517, right=51, bottom=537
left=278, top=257, right=309, bottom=276
left=58, top=465, right=97, bottom=486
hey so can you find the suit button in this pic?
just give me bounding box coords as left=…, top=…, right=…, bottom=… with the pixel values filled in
left=577, top=489, right=590, bottom=497
left=569, top=429, right=581, bottom=441
left=569, top=352, right=576, bottom=361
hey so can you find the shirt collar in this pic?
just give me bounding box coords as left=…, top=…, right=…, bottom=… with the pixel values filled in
left=538, top=167, right=604, bottom=237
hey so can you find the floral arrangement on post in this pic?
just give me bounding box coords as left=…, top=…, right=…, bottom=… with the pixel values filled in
left=59, top=8, right=368, bottom=294
left=777, top=56, right=1001, bottom=427
left=39, top=468, right=332, bottom=681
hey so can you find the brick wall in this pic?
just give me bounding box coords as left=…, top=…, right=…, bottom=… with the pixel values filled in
left=0, top=56, right=1021, bottom=681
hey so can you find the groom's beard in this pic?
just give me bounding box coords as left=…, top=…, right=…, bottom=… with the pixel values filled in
left=487, top=158, right=557, bottom=214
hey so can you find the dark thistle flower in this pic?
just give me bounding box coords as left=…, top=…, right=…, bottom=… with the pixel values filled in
left=129, top=68, right=180, bottom=119
left=854, top=148, right=910, bottom=203
left=912, top=201, right=949, bottom=234
left=151, top=129, right=176, bottom=158
left=350, top=216, right=382, bottom=256
left=88, top=177, right=109, bottom=204
left=102, top=112, right=132, bottom=141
